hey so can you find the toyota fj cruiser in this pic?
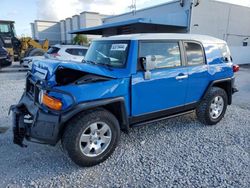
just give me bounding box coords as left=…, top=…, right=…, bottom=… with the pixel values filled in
left=11, top=34, right=239, bottom=167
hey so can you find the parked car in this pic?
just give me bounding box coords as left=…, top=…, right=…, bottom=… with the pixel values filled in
left=0, top=45, right=11, bottom=69
left=20, top=56, right=45, bottom=69
left=45, top=44, right=88, bottom=62
left=11, top=33, right=239, bottom=167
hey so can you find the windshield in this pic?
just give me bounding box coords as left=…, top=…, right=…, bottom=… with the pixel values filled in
left=84, top=40, right=130, bottom=68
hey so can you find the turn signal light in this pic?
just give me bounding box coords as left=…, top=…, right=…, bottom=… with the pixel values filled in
left=42, top=94, right=62, bottom=110
left=233, top=64, right=239, bottom=72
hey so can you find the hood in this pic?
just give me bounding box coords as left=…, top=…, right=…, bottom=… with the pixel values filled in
left=32, top=59, right=117, bottom=80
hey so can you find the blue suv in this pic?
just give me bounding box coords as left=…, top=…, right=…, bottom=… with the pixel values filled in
left=11, top=34, right=238, bottom=166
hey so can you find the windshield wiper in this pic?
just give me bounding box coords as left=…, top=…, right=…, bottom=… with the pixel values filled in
left=83, top=59, right=113, bottom=70
left=83, top=60, right=97, bottom=65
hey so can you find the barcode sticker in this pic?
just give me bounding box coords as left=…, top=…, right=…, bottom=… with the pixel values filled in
left=111, top=44, right=127, bottom=51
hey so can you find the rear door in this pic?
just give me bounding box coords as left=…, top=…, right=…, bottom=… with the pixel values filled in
left=131, top=40, right=188, bottom=116
left=183, top=41, right=209, bottom=104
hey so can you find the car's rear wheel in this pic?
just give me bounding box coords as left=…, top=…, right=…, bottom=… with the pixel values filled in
left=62, top=108, right=120, bottom=167
left=196, top=87, right=228, bottom=125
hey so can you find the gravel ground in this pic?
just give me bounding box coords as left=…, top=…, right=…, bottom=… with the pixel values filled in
left=0, top=68, right=249, bottom=187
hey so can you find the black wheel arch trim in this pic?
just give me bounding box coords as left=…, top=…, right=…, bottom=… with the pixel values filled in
left=59, top=97, right=129, bottom=136
left=201, top=77, right=235, bottom=105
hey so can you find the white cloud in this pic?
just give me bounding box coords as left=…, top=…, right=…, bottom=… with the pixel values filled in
left=36, top=0, right=169, bottom=20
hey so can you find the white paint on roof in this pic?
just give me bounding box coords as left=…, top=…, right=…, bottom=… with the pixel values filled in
left=94, top=33, right=226, bottom=44
left=53, top=44, right=88, bottom=49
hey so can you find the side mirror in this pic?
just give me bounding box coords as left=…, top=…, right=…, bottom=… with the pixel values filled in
left=140, top=56, right=156, bottom=80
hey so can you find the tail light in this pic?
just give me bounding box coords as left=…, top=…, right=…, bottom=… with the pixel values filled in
left=233, top=64, right=239, bottom=72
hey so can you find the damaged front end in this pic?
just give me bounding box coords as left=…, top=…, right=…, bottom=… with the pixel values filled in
left=10, top=72, right=75, bottom=147
left=10, top=61, right=116, bottom=147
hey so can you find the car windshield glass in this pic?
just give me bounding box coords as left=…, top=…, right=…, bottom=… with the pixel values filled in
left=84, top=40, right=129, bottom=68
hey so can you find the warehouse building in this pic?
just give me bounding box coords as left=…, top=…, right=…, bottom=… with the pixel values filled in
left=31, top=12, right=108, bottom=45
left=31, top=0, right=250, bottom=64
left=31, top=20, right=61, bottom=44
left=71, top=0, right=250, bottom=64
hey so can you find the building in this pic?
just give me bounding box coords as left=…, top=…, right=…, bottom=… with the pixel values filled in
left=31, top=12, right=108, bottom=45
left=71, top=0, right=250, bottom=64
left=31, top=20, right=61, bottom=45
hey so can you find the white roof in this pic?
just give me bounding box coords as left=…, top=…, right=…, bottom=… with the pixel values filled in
left=53, top=44, right=88, bottom=49
left=95, top=33, right=226, bottom=44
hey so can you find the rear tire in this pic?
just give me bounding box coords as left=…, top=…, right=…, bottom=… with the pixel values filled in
left=196, top=87, right=228, bottom=125
left=62, top=108, right=120, bottom=167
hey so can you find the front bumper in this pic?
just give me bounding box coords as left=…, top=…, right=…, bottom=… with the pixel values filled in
left=11, top=94, right=61, bottom=147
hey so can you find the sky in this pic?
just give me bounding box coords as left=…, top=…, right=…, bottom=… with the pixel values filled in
left=1, top=0, right=250, bottom=37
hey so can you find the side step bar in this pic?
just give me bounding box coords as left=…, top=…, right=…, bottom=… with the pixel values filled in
left=131, top=110, right=195, bottom=128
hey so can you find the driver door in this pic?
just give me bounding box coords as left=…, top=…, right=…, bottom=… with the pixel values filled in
left=131, top=40, right=188, bottom=116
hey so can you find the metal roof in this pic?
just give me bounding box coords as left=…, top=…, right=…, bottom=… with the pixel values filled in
left=93, top=33, right=226, bottom=44
left=70, top=18, right=187, bottom=35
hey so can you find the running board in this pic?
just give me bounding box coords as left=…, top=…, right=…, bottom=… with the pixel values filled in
left=130, top=110, right=195, bottom=128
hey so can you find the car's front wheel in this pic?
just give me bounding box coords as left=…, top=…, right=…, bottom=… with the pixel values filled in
left=62, top=108, right=120, bottom=167
left=196, top=87, right=228, bottom=125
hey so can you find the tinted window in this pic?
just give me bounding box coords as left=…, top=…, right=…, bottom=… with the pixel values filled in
left=139, top=42, right=181, bottom=69
left=66, top=48, right=87, bottom=56
left=184, top=42, right=204, bottom=66
left=47, top=47, right=60, bottom=54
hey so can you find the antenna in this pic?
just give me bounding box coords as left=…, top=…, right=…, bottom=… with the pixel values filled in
left=128, top=0, right=136, bottom=15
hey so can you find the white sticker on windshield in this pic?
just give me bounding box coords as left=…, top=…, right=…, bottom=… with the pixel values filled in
left=111, top=44, right=127, bottom=51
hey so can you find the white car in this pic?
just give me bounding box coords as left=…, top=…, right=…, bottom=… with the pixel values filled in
left=20, top=56, right=45, bottom=69
left=45, top=44, right=88, bottom=62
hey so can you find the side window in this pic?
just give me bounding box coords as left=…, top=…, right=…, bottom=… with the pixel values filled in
left=139, top=42, right=181, bottom=69
left=184, top=42, right=204, bottom=66
left=66, top=48, right=87, bottom=56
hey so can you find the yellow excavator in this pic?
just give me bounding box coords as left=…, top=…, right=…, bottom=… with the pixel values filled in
left=0, top=20, right=49, bottom=61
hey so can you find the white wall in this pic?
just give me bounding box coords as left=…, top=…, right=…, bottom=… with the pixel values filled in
left=34, top=21, right=61, bottom=44
left=72, top=15, right=80, bottom=39
left=60, top=20, right=66, bottom=44
left=79, top=12, right=105, bottom=41
left=190, top=0, right=250, bottom=46
left=230, top=46, right=250, bottom=65
left=65, top=18, right=72, bottom=44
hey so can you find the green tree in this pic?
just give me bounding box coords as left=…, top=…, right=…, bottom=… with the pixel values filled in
left=72, top=34, right=88, bottom=45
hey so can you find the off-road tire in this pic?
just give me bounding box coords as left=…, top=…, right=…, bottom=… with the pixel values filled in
left=62, top=108, right=120, bottom=167
left=196, top=87, right=228, bottom=125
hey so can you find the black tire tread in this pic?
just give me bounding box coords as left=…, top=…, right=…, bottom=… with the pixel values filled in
left=62, top=108, right=120, bottom=167
left=196, top=87, right=228, bottom=125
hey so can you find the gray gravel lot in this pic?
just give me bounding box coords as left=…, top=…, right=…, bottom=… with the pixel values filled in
left=0, top=66, right=249, bottom=187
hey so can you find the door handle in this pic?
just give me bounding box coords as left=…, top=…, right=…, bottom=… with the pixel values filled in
left=176, top=74, right=188, bottom=80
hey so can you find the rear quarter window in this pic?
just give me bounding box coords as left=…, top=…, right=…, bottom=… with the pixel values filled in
left=218, top=44, right=232, bottom=63
left=47, top=47, right=60, bottom=54
left=184, top=42, right=205, bottom=66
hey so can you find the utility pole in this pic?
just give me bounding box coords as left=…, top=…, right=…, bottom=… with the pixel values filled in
left=128, top=0, right=136, bottom=15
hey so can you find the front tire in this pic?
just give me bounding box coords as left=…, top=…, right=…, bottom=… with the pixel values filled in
left=62, top=108, right=120, bottom=167
left=196, top=87, right=228, bottom=125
